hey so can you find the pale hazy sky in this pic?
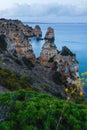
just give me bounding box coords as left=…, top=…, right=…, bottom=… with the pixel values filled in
left=0, top=0, right=87, bottom=22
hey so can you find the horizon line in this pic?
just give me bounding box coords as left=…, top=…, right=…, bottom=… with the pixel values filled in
left=23, top=21, right=87, bottom=24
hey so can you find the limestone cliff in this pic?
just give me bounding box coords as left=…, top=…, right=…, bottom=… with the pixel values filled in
left=0, top=19, right=80, bottom=99
left=0, top=19, right=35, bottom=61
left=39, top=40, right=79, bottom=86
left=54, top=54, right=79, bottom=83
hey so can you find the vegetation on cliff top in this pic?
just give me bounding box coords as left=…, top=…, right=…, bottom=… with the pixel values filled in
left=0, top=90, right=87, bottom=130
left=0, top=68, right=34, bottom=91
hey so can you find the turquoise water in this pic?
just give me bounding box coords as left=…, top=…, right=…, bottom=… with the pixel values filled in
left=27, top=23, right=87, bottom=75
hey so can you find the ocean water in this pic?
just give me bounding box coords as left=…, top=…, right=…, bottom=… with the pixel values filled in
left=26, top=23, right=87, bottom=75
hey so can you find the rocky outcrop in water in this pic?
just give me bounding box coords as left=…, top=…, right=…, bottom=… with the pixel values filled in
left=39, top=42, right=79, bottom=84
left=39, top=41, right=58, bottom=65
left=33, top=25, right=42, bottom=40
left=44, top=27, right=55, bottom=42
left=60, top=46, right=76, bottom=56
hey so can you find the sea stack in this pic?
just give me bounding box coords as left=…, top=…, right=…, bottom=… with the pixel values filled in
left=40, top=27, right=57, bottom=65
left=33, top=25, right=42, bottom=40
left=44, top=27, right=55, bottom=42
left=39, top=41, right=58, bottom=65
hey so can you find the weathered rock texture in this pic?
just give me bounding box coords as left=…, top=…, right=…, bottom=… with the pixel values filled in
left=39, top=41, right=58, bottom=65
left=39, top=39, right=79, bottom=85
left=33, top=25, right=42, bottom=39
left=44, top=27, right=55, bottom=42
left=0, top=19, right=35, bottom=61
left=0, top=19, right=80, bottom=99
left=54, top=54, right=79, bottom=81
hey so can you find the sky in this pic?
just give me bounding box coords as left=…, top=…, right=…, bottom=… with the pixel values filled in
left=0, top=0, right=87, bottom=23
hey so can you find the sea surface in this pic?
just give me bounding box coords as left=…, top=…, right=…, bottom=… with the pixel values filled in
left=25, top=23, right=87, bottom=96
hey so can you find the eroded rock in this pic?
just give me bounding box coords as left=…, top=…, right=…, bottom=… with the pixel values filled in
left=0, top=19, right=36, bottom=61
left=39, top=41, right=58, bottom=65
left=33, top=25, right=42, bottom=40
left=44, top=27, right=55, bottom=42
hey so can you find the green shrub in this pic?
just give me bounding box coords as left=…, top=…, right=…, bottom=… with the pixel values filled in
left=0, top=35, right=7, bottom=51
left=0, top=68, right=34, bottom=91
left=0, top=90, right=87, bottom=130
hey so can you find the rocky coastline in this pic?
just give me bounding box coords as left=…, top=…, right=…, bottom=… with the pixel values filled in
left=0, top=19, right=80, bottom=99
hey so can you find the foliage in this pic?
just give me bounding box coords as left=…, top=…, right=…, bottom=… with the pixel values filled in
left=0, top=90, right=87, bottom=130
left=0, top=68, right=34, bottom=91
left=22, top=57, right=34, bottom=70
left=0, top=34, right=7, bottom=51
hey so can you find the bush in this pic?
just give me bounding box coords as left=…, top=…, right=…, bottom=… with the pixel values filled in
left=0, top=90, right=87, bottom=130
left=0, top=68, right=34, bottom=91
left=0, top=35, right=7, bottom=51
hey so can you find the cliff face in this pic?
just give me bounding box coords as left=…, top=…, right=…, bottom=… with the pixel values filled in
left=39, top=41, right=58, bottom=65
left=39, top=42, right=79, bottom=85
left=40, top=29, right=79, bottom=85
left=0, top=19, right=35, bottom=61
left=54, top=54, right=79, bottom=83
left=0, top=19, right=34, bottom=37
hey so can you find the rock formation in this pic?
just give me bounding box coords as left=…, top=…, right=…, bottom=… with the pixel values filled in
left=44, top=27, right=55, bottom=42
left=0, top=19, right=34, bottom=37
left=0, top=19, right=35, bottom=61
left=0, top=19, right=80, bottom=99
left=39, top=28, right=58, bottom=65
left=60, top=46, right=75, bottom=56
left=14, top=38, right=35, bottom=61
left=54, top=54, right=79, bottom=81
left=33, top=25, right=42, bottom=40
left=39, top=41, right=58, bottom=65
